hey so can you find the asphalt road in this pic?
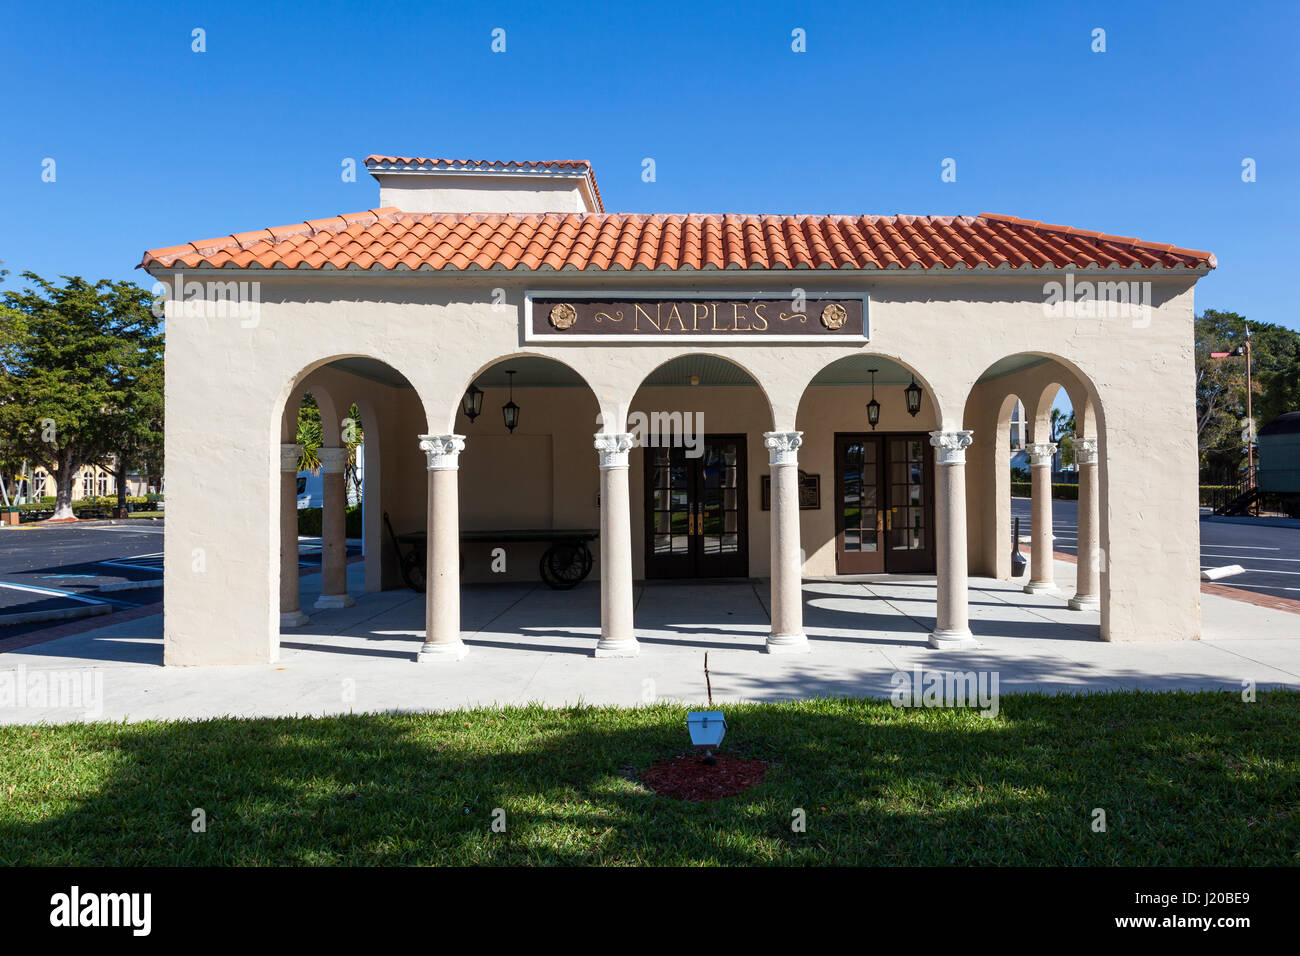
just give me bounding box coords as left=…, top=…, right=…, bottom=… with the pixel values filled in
left=0, top=520, right=165, bottom=638
left=1010, top=497, right=1300, bottom=602
left=0, top=520, right=356, bottom=641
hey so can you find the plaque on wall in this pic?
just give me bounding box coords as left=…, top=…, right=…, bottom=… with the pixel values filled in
left=525, top=292, right=869, bottom=342
left=761, top=471, right=821, bottom=511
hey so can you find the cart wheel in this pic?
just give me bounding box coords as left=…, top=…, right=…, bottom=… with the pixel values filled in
left=540, top=542, right=591, bottom=590
left=400, top=548, right=426, bottom=593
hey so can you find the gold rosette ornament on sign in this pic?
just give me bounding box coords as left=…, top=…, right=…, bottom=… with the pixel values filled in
left=549, top=303, right=577, bottom=330
left=820, top=303, right=847, bottom=330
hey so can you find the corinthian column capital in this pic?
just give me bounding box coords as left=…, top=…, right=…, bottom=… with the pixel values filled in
left=1027, top=441, right=1058, bottom=467
left=1076, top=437, right=1100, bottom=466
left=764, top=431, right=803, bottom=467
left=593, top=432, right=635, bottom=470
left=419, top=434, right=466, bottom=471
left=929, top=430, right=974, bottom=465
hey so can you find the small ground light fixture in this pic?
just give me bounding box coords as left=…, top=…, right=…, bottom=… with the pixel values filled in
left=686, top=652, right=726, bottom=764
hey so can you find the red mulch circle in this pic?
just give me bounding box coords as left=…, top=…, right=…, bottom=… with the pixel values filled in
left=638, top=753, right=768, bottom=802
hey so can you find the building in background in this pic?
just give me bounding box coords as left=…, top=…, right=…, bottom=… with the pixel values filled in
left=23, top=459, right=158, bottom=501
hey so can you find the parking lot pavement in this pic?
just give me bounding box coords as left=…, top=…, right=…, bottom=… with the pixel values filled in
left=0, top=521, right=361, bottom=643
left=0, top=521, right=165, bottom=635
left=1011, top=497, right=1300, bottom=603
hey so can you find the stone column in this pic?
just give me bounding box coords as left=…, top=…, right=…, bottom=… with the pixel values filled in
left=314, top=447, right=354, bottom=610
left=593, top=432, right=638, bottom=658
left=764, top=431, right=809, bottom=654
left=1069, top=436, right=1101, bottom=610
left=1024, top=441, right=1058, bottom=594
left=279, top=443, right=308, bottom=628
left=415, top=435, right=468, bottom=663
left=929, top=430, right=976, bottom=649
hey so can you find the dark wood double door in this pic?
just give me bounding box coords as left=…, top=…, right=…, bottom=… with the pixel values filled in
left=835, top=433, right=935, bottom=574
left=644, top=435, right=748, bottom=579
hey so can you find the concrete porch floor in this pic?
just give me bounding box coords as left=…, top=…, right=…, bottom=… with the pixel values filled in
left=2, top=558, right=1298, bottom=724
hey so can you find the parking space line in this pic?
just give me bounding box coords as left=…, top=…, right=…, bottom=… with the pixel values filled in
left=1203, top=544, right=1281, bottom=550
left=0, top=580, right=111, bottom=606
left=1195, top=555, right=1300, bottom=563
left=96, top=560, right=164, bottom=574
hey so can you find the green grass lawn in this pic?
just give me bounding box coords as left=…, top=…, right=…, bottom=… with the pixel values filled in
left=1, top=690, right=1297, bottom=865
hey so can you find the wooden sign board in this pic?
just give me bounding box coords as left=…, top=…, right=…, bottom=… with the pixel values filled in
left=526, top=292, right=868, bottom=343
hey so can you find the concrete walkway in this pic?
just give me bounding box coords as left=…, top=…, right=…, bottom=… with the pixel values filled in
left=1, top=559, right=1297, bottom=724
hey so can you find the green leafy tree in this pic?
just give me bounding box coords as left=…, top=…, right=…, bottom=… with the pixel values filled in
left=1195, top=309, right=1300, bottom=482
left=0, top=274, right=161, bottom=519
left=100, top=322, right=164, bottom=516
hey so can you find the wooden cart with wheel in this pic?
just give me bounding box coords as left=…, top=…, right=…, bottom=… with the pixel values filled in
left=383, top=513, right=597, bottom=592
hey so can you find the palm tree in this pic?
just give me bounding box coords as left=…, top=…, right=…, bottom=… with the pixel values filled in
left=1050, top=408, right=1077, bottom=470
left=295, top=395, right=363, bottom=501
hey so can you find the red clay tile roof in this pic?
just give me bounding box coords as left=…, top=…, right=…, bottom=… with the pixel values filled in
left=364, top=156, right=604, bottom=211
left=140, top=209, right=1216, bottom=273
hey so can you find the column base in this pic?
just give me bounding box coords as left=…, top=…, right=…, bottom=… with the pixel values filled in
left=594, top=637, right=640, bottom=659
left=764, top=633, right=810, bottom=655
left=1068, top=594, right=1101, bottom=611
left=280, top=610, right=309, bottom=628
left=415, top=641, right=469, bottom=663
left=1023, top=581, right=1058, bottom=595
left=314, top=593, right=355, bottom=610
left=928, top=628, right=978, bottom=649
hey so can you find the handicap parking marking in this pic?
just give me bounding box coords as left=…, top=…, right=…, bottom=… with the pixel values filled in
left=96, top=559, right=164, bottom=574
left=0, top=580, right=115, bottom=606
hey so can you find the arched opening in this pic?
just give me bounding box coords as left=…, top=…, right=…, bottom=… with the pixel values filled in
left=962, top=353, right=1106, bottom=634
left=451, top=356, right=605, bottom=633
left=276, top=356, right=428, bottom=641
left=795, top=353, right=942, bottom=577
left=625, top=354, right=774, bottom=582
left=999, top=392, right=1030, bottom=565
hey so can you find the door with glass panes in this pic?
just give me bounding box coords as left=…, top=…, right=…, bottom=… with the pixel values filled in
left=644, top=436, right=748, bottom=578
left=834, top=434, right=934, bottom=574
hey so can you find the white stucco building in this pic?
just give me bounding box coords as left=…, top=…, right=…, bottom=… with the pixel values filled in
left=142, top=156, right=1214, bottom=666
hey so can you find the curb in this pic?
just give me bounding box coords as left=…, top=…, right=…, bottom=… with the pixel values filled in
left=1201, top=515, right=1300, bottom=530
left=1025, top=545, right=1300, bottom=616
left=96, top=579, right=164, bottom=593
left=0, top=602, right=161, bottom=652
left=0, top=603, right=113, bottom=627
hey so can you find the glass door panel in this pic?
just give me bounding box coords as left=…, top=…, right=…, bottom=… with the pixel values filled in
left=837, top=433, right=933, bottom=574
left=644, top=436, right=748, bottom=578
left=835, top=436, right=884, bottom=573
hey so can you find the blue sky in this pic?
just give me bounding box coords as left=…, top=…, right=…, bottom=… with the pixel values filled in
left=1, top=0, right=1296, bottom=332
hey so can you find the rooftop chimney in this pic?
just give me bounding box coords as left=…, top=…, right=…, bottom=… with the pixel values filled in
left=365, top=156, right=603, bottom=214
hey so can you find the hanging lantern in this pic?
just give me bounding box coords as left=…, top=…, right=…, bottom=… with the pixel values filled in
left=866, top=368, right=881, bottom=430
left=501, top=370, right=520, bottom=433
left=461, top=384, right=484, bottom=423
left=905, top=375, right=923, bottom=418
